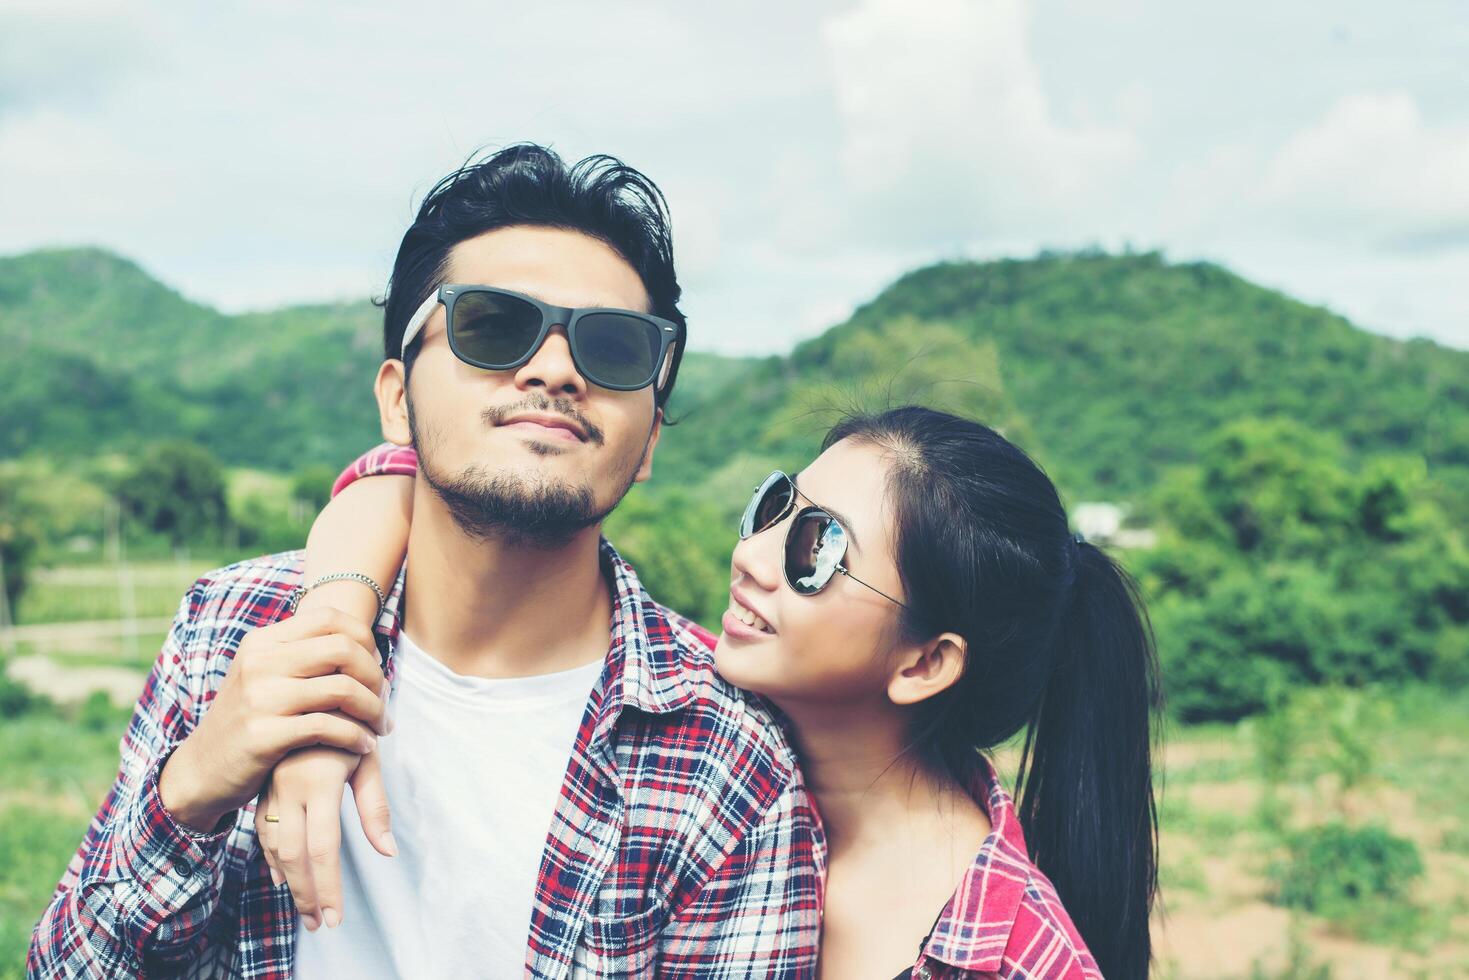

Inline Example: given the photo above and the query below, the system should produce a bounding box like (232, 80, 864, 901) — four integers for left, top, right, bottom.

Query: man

(29, 144, 823, 978)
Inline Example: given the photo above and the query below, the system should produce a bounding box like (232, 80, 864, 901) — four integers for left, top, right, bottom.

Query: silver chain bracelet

(286, 571, 388, 623)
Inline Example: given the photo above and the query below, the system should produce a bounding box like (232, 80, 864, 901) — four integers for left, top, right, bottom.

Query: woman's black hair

(380, 142, 686, 405)
(824, 405, 1161, 980)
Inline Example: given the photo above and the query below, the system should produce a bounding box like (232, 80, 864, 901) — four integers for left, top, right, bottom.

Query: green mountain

(654, 252, 1468, 505)
(4, 247, 1466, 508)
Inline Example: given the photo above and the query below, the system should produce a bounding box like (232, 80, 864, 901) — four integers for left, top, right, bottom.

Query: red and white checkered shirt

(898, 755, 1102, 979)
(29, 446, 825, 978)
(336, 447, 1103, 980)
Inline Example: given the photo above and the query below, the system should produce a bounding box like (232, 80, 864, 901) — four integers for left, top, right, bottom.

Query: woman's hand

(157, 609, 387, 834)
(256, 746, 394, 931)
(261, 463, 413, 929)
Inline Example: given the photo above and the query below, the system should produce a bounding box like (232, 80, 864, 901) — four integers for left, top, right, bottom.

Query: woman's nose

(731, 523, 782, 594)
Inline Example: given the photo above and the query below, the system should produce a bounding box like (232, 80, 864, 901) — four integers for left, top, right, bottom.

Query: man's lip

(729, 585, 775, 633)
(498, 413, 587, 442)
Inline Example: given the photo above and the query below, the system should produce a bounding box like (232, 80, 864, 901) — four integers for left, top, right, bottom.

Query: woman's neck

(781, 699, 985, 852)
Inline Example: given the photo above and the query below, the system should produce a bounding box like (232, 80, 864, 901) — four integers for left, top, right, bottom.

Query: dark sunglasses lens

(450, 292, 544, 367)
(740, 473, 794, 538)
(786, 512, 846, 595)
(575, 313, 663, 388)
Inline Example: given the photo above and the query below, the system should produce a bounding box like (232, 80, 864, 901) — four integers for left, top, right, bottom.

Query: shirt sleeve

(331, 443, 420, 498)
(656, 775, 824, 978)
(27, 586, 236, 979)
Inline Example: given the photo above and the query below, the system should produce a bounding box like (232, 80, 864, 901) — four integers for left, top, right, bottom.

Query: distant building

(1073, 502, 1157, 550)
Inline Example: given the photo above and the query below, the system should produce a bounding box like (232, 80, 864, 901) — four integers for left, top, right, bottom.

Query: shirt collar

(371, 536, 702, 721)
(919, 755, 1032, 973)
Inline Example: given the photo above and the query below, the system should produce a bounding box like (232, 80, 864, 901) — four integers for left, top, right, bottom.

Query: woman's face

(714, 438, 913, 707)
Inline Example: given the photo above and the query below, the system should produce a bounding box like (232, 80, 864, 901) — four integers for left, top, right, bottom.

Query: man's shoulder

(639, 598, 800, 797)
(176, 549, 305, 635)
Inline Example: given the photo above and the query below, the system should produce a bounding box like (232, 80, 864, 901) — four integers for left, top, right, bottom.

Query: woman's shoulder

(913, 760, 1102, 979)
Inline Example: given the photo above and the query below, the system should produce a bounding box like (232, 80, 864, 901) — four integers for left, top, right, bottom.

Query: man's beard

(407, 390, 646, 549)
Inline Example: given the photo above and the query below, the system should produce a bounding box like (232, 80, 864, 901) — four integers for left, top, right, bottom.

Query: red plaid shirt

(29, 446, 825, 977)
(899, 756, 1101, 980)
(338, 448, 1103, 980)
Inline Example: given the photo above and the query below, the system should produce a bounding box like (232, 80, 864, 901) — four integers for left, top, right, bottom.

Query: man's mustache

(482, 396, 605, 446)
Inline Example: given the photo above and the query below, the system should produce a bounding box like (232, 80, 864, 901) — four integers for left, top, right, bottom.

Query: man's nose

(513, 324, 586, 398)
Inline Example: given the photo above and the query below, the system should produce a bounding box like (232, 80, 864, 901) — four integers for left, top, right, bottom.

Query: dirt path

(5, 655, 146, 707)
(0, 618, 174, 646)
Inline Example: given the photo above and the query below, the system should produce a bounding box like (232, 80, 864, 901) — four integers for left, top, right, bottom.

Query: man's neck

(399, 481, 613, 679)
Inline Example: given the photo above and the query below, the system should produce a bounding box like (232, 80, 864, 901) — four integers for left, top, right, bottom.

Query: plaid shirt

(900, 756, 1101, 980)
(29, 444, 825, 978)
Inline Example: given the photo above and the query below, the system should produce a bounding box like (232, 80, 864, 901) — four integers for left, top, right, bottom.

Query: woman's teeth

(731, 600, 773, 634)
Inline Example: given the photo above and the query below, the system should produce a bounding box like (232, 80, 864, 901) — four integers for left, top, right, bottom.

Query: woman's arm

(296, 473, 414, 621)
(256, 446, 418, 932)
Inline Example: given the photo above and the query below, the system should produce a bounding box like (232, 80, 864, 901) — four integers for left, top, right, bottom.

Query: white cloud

(0, 1, 170, 117)
(1261, 91, 1469, 250)
(820, 0, 1136, 244)
(0, 0, 1466, 354)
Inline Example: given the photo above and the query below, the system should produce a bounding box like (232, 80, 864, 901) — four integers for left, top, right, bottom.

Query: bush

(290, 464, 337, 513)
(1141, 417, 1469, 722)
(0, 663, 50, 719)
(1272, 823, 1424, 926)
(76, 690, 128, 733)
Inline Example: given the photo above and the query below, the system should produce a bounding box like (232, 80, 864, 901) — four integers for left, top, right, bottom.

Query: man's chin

(420, 458, 604, 547)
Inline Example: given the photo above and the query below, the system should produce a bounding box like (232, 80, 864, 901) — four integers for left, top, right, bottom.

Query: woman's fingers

(276, 712, 378, 757)
(275, 606, 379, 654)
(349, 750, 397, 858)
(285, 673, 386, 728)
(274, 803, 320, 931)
(255, 783, 284, 888)
(282, 634, 385, 698)
(306, 787, 347, 928)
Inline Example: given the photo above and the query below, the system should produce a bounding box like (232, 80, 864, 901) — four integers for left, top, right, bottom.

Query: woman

(264, 406, 1161, 978)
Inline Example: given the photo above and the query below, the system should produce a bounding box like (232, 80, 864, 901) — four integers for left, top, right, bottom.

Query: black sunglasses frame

(414, 284, 685, 394)
(740, 470, 912, 610)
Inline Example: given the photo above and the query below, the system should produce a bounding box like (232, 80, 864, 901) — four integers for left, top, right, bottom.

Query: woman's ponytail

(1016, 540, 1161, 980)
(823, 407, 1163, 979)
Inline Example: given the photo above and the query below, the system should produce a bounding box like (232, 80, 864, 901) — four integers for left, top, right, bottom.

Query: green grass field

(4, 560, 1467, 976)
(12, 561, 232, 625)
(3, 685, 1466, 977)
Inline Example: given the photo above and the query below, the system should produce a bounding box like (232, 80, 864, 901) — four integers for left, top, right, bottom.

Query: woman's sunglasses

(400, 284, 684, 393)
(739, 470, 910, 608)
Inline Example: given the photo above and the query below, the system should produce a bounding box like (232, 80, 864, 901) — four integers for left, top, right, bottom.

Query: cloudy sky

(2, 0, 1465, 353)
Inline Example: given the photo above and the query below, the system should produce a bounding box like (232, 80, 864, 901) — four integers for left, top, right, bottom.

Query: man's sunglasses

(739, 470, 910, 609)
(400, 284, 683, 393)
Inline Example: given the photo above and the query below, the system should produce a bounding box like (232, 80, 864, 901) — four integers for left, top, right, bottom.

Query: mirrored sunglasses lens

(786, 513, 846, 595)
(740, 473, 793, 538)
(450, 292, 543, 367)
(575, 313, 663, 388)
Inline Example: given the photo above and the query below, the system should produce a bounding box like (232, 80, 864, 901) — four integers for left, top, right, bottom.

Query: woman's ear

(887, 632, 968, 706)
(375, 360, 412, 446)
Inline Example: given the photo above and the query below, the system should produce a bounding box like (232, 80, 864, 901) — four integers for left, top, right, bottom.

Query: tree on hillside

(290, 464, 338, 513)
(1136, 418, 1469, 722)
(114, 442, 228, 548)
(0, 470, 41, 611)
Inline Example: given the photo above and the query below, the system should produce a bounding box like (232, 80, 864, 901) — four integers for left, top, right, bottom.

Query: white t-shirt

(293, 629, 603, 979)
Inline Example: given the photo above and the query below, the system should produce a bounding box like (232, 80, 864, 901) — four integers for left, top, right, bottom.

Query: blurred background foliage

(3, 244, 1467, 974)
(4, 245, 1464, 724)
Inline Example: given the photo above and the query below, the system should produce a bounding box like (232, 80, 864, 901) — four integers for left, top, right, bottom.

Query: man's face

(378, 225, 663, 546)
